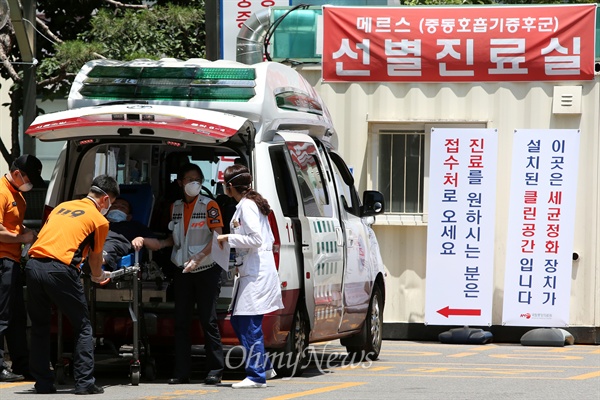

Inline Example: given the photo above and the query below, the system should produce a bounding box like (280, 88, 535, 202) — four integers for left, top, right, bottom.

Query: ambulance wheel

(343, 284, 383, 361)
(130, 365, 140, 386)
(273, 305, 309, 377)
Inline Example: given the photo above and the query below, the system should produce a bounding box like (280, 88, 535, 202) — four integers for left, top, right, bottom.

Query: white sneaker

(232, 377, 267, 389)
(265, 369, 277, 380)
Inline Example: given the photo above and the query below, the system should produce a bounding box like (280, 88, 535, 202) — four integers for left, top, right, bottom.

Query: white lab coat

(228, 197, 284, 316)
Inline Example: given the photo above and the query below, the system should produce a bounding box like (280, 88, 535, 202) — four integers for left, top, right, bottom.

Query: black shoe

(0, 369, 24, 382)
(168, 377, 190, 384)
(74, 384, 104, 395)
(12, 370, 34, 381)
(35, 385, 57, 394)
(204, 375, 221, 385)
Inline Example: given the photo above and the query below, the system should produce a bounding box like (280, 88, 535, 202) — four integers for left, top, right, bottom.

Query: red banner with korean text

(322, 5, 596, 82)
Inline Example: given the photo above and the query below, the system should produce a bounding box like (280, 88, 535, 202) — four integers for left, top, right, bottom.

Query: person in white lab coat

(217, 164, 283, 389)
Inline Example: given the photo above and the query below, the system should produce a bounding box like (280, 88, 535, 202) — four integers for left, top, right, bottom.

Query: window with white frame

(370, 122, 486, 224)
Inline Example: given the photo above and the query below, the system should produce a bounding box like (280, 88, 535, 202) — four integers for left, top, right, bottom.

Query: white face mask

(18, 182, 33, 192)
(89, 185, 111, 216)
(16, 171, 33, 192)
(100, 202, 110, 216)
(184, 181, 202, 197)
(106, 209, 127, 222)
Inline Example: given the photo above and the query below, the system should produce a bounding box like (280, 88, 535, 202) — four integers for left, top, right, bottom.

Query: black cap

(13, 154, 44, 188)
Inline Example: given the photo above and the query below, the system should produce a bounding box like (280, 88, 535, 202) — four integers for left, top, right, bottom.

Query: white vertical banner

(502, 129, 580, 327)
(220, 0, 291, 61)
(425, 128, 498, 326)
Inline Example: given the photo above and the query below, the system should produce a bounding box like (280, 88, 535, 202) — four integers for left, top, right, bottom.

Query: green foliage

(33, 2, 206, 100)
(80, 5, 206, 61)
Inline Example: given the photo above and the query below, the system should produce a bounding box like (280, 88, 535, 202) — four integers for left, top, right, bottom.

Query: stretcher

(55, 251, 155, 386)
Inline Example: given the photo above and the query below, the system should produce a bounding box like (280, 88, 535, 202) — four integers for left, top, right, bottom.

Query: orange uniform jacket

(0, 175, 27, 262)
(29, 198, 109, 269)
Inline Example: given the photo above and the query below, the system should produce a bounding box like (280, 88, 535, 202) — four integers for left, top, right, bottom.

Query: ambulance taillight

(267, 211, 280, 271)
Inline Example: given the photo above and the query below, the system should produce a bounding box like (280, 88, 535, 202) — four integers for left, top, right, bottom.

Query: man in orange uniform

(0, 155, 44, 382)
(25, 175, 119, 395)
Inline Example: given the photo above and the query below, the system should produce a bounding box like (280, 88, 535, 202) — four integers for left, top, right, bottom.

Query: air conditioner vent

(552, 86, 582, 115)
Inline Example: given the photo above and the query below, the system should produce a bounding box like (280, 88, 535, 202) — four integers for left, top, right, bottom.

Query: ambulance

(26, 58, 386, 376)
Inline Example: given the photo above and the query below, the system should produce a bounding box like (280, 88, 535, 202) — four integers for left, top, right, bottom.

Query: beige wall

(0, 78, 66, 180)
(299, 66, 600, 329)
(0, 79, 12, 176)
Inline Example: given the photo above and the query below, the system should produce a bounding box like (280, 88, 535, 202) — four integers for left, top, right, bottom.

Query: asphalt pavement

(1, 340, 598, 400)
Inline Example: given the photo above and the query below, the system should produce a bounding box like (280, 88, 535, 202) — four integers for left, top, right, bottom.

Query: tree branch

(36, 71, 76, 88)
(0, 36, 21, 82)
(36, 16, 63, 44)
(103, 0, 149, 9)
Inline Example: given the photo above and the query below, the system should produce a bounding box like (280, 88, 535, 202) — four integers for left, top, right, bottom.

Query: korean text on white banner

(425, 128, 498, 326)
(502, 130, 581, 327)
(220, 0, 291, 61)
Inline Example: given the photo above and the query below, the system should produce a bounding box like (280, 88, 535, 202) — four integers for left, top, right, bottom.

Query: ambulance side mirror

(361, 190, 385, 217)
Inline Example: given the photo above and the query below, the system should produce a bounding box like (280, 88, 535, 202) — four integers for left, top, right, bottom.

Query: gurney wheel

(130, 365, 140, 386)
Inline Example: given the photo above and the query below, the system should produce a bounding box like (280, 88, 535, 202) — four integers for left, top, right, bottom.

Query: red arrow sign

(437, 306, 481, 318)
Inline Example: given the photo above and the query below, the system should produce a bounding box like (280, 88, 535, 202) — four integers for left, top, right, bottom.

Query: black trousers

(25, 258, 95, 392)
(173, 265, 224, 379)
(0, 258, 29, 374)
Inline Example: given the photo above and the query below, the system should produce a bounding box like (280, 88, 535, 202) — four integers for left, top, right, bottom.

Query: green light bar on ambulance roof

(88, 66, 143, 79)
(195, 68, 255, 80)
(79, 65, 256, 102)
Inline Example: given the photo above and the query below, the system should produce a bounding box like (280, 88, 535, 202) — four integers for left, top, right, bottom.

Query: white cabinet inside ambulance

(25, 58, 386, 376)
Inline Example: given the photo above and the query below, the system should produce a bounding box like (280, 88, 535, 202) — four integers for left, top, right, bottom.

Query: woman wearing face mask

(162, 162, 225, 385)
(217, 164, 284, 389)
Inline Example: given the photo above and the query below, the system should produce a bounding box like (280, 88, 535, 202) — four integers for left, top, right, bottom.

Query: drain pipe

(236, 8, 271, 65)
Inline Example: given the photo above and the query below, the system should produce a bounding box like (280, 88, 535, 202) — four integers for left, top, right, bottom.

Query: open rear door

(26, 104, 250, 144)
(278, 132, 344, 335)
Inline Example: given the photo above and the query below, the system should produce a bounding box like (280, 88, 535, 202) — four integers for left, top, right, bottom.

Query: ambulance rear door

(26, 103, 250, 144)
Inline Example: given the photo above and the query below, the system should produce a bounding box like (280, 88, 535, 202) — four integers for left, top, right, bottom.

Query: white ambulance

(26, 58, 386, 375)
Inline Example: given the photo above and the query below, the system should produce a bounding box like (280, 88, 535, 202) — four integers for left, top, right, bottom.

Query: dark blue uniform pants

(173, 265, 224, 379)
(0, 258, 29, 375)
(25, 258, 95, 392)
(230, 314, 269, 384)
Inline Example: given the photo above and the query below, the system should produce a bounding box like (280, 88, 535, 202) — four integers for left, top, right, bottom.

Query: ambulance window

(329, 152, 361, 217)
(286, 141, 332, 218)
(269, 145, 298, 217)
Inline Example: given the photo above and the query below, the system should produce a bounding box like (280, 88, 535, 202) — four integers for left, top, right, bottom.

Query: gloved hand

(91, 270, 111, 285)
(182, 252, 206, 273)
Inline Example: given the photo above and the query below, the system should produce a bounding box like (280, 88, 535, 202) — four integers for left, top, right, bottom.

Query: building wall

(0, 79, 12, 176)
(299, 66, 600, 331)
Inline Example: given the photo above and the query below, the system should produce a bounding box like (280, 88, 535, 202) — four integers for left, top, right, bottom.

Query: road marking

(567, 370, 600, 380)
(448, 346, 495, 358)
(379, 350, 441, 356)
(331, 372, 599, 380)
(490, 354, 582, 361)
(140, 389, 219, 399)
(0, 381, 32, 389)
(338, 365, 392, 372)
(407, 366, 560, 375)
(263, 382, 366, 400)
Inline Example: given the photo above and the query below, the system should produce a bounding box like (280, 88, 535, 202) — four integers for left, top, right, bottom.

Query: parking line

(0, 381, 32, 389)
(263, 382, 366, 400)
(567, 370, 600, 380)
(448, 346, 495, 358)
(338, 365, 392, 372)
